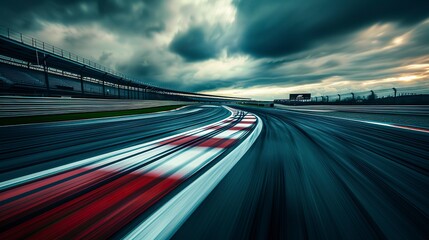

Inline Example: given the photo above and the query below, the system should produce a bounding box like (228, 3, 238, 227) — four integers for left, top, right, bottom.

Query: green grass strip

(0, 105, 186, 126)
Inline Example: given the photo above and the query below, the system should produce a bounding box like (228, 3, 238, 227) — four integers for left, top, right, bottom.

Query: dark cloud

(185, 80, 233, 92)
(186, 72, 336, 92)
(169, 26, 220, 62)
(233, 0, 429, 57)
(1, 0, 429, 97)
(260, 57, 302, 69)
(0, 0, 94, 30)
(96, 0, 167, 37)
(352, 22, 429, 65)
(322, 60, 341, 69)
(0, 0, 169, 36)
(191, 21, 429, 92)
(62, 31, 94, 48)
(99, 51, 113, 63)
(116, 61, 166, 89)
(116, 58, 161, 78)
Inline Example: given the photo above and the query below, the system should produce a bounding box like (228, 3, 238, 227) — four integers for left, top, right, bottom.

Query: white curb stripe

(123, 113, 262, 240)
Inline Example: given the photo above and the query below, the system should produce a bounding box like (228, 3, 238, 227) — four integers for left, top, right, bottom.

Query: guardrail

(275, 85, 429, 105)
(0, 26, 162, 88)
(0, 26, 249, 102)
(312, 85, 429, 103)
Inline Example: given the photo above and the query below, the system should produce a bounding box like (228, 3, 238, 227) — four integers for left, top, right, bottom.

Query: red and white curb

(124, 107, 262, 239)
(0, 106, 262, 239)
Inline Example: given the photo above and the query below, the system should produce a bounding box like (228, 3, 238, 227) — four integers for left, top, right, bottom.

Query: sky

(1, 0, 429, 100)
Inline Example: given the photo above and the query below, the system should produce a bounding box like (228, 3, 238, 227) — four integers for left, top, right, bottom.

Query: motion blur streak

(124, 112, 262, 239)
(0, 105, 261, 239)
(1, 104, 428, 239)
(379, 123, 429, 134)
(285, 109, 429, 134)
(173, 106, 429, 240)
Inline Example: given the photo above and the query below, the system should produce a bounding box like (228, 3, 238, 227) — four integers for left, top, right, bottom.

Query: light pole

(392, 87, 397, 104)
(338, 94, 341, 102)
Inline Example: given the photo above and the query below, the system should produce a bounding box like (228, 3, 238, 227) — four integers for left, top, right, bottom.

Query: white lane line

(150, 147, 223, 177)
(287, 109, 335, 113)
(235, 123, 254, 128)
(0, 107, 234, 190)
(210, 130, 248, 139)
(361, 121, 429, 134)
(90, 145, 173, 171)
(281, 109, 429, 134)
(192, 129, 248, 139)
(0, 105, 198, 128)
(123, 112, 262, 240)
(199, 105, 218, 107)
(0, 144, 150, 190)
(191, 129, 220, 137)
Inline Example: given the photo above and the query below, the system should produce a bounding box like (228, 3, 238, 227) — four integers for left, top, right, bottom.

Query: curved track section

(1, 105, 428, 239)
(174, 106, 429, 240)
(0, 105, 262, 239)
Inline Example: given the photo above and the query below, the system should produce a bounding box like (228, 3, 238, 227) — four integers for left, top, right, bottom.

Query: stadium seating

(48, 74, 81, 91)
(83, 81, 103, 94)
(0, 63, 45, 87)
(0, 62, 191, 101)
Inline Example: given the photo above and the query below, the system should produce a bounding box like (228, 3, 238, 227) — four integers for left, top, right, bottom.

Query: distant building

(289, 93, 311, 101)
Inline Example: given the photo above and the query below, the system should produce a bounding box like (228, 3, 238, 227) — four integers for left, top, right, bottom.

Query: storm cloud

(0, 0, 169, 36)
(1, 0, 429, 99)
(170, 26, 220, 62)
(233, 0, 429, 57)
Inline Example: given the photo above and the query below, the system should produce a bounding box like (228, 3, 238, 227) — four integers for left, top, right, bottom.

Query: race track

(0, 105, 428, 239)
(175, 106, 429, 239)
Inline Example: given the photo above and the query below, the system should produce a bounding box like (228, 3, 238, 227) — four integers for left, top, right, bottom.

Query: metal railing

(0, 26, 157, 89)
(275, 84, 429, 105)
(311, 84, 429, 103)
(0, 26, 250, 101)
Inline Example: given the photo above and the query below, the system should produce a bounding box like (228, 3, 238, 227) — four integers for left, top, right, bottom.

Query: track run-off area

(0, 105, 428, 239)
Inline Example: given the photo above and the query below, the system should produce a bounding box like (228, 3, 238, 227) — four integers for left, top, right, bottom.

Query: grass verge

(0, 105, 186, 126)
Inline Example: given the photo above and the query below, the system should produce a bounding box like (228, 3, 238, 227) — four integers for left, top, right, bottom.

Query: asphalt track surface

(0, 96, 193, 117)
(275, 104, 429, 115)
(0, 105, 428, 239)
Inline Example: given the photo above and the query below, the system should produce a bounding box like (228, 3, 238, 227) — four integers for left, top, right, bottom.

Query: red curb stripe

(160, 136, 237, 148)
(0, 168, 88, 202)
(0, 108, 257, 239)
(0, 171, 142, 239)
(205, 125, 251, 131)
(0, 168, 117, 223)
(1, 170, 183, 239)
(199, 138, 237, 148)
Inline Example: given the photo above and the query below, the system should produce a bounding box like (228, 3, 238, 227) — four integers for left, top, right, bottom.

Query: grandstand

(0, 63, 45, 88)
(0, 27, 249, 102)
